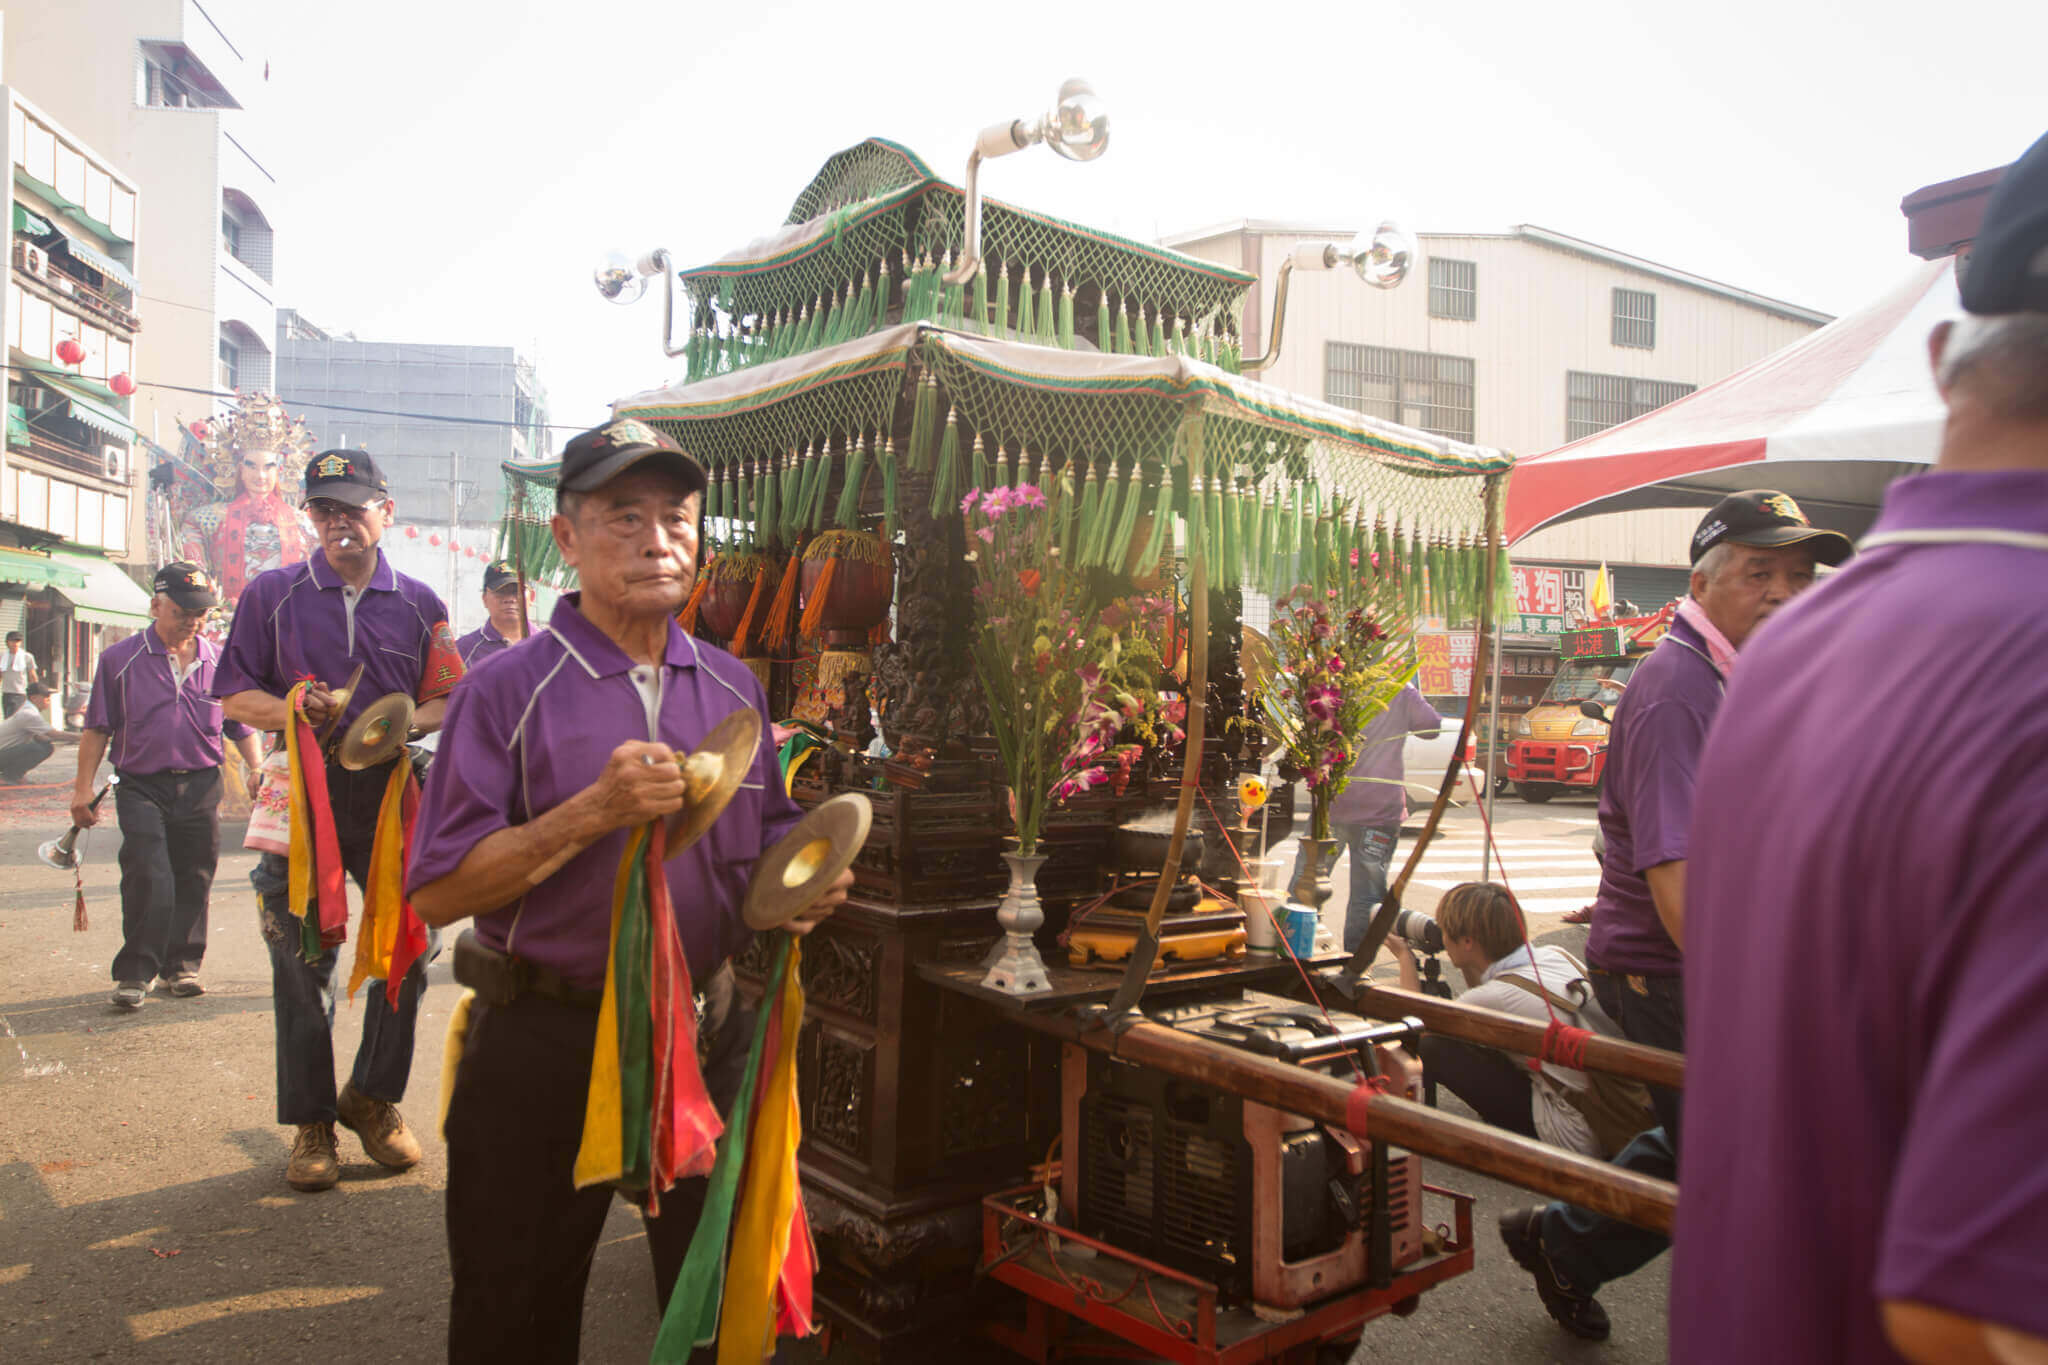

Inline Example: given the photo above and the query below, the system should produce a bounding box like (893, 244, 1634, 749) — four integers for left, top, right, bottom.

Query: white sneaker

(111, 982, 147, 1010)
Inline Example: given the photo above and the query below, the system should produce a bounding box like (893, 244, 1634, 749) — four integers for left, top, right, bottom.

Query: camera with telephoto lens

(1391, 907, 1443, 954)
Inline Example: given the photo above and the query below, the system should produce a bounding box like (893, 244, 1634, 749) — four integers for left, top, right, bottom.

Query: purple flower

(1303, 682, 1340, 723)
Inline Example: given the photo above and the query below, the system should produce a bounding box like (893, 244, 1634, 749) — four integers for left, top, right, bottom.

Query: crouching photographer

(1386, 883, 1652, 1158)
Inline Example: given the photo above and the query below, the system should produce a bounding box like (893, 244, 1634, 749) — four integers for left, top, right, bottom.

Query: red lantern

(405, 526, 419, 539)
(429, 534, 442, 547)
(55, 337, 85, 366)
(109, 372, 136, 397)
(188, 420, 209, 440)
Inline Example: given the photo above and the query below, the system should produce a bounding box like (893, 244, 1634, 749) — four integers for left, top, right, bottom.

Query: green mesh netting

(675, 140, 1257, 388)
(550, 328, 1512, 622)
(784, 138, 935, 224)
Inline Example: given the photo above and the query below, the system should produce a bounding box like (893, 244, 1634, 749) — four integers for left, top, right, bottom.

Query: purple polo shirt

(406, 594, 805, 988)
(83, 627, 252, 773)
(211, 548, 463, 728)
(1673, 471, 2048, 1362)
(1328, 684, 1443, 827)
(455, 620, 514, 667)
(1586, 612, 1722, 975)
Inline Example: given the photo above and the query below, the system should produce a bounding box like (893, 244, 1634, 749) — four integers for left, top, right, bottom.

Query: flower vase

(1284, 837, 1342, 959)
(982, 850, 1053, 995)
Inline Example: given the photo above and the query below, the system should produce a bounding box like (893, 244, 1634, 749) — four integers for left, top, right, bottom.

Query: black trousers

(110, 767, 222, 985)
(1590, 968, 1684, 1142)
(1420, 1034, 1538, 1139)
(445, 961, 755, 1364)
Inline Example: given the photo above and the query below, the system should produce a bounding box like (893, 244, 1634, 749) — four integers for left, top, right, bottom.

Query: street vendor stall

(509, 117, 1680, 1363)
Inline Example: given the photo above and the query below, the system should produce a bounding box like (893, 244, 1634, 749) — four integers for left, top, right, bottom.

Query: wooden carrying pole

(1050, 1009, 1676, 1234)
(1345, 982, 1686, 1091)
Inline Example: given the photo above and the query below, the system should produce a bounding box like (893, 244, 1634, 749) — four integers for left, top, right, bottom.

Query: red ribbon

(293, 701, 349, 948)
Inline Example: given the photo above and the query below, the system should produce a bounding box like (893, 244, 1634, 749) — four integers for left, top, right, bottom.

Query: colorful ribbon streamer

(654, 934, 816, 1362)
(574, 823, 723, 1208)
(283, 681, 348, 962)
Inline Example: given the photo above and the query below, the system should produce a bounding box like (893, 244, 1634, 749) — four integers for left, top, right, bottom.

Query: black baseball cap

(556, 419, 705, 506)
(153, 561, 220, 611)
(303, 449, 390, 507)
(1691, 490, 1854, 567)
(481, 560, 519, 592)
(1960, 129, 2048, 317)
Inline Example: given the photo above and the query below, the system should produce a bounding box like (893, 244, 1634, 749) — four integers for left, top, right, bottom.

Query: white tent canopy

(1505, 259, 1955, 543)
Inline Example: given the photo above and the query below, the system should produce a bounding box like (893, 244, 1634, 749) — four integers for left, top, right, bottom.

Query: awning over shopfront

(39, 373, 136, 440)
(47, 223, 137, 292)
(0, 545, 87, 590)
(49, 548, 150, 627)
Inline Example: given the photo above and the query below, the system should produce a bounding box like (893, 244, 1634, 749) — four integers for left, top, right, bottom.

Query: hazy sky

(243, 0, 2045, 446)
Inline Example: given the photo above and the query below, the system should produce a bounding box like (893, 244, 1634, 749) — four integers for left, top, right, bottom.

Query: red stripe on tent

(1507, 437, 1765, 543)
(1505, 261, 1950, 542)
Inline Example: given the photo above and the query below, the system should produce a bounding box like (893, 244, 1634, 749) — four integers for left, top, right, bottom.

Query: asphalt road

(0, 778, 1668, 1363)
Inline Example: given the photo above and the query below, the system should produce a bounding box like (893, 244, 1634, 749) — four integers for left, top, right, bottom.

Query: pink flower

(1017, 484, 1048, 509)
(1161, 697, 1187, 725)
(1303, 682, 1340, 723)
(975, 526, 995, 543)
(1326, 656, 1345, 674)
(960, 488, 982, 515)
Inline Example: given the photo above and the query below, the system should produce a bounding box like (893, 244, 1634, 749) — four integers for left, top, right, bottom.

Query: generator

(1060, 992, 1427, 1312)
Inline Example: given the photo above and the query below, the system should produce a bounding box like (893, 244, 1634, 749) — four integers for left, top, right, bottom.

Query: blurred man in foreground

(1674, 129, 2048, 1364)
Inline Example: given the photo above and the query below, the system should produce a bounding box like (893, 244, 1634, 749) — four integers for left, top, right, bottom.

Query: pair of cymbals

(523, 708, 763, 886)
(742, 793, 872, 931)
(338, 692, 418, 770)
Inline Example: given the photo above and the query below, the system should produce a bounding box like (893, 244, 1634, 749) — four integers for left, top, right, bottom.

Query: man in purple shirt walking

(1294, 683, 1442, 950)
(454, 559, 528, 667)
(215, 450, 465, 1193)
(1675, 130, 2048, 1365)
(71, 563, 262, 1009)
(408, 420, 853, 1360)
(1499, 488, 1848, 1341)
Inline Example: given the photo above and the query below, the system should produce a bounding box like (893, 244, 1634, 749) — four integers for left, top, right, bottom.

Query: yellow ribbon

(716, 940, 806, 1364)
(572, 836, 635, 1191)
(346, 758, 414, 1001)
(284, 682, 315, 925)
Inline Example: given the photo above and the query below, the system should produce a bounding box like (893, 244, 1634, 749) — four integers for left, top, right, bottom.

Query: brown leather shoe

(287, 1122, 339, 1192)
(337, 1083, 422, 1170)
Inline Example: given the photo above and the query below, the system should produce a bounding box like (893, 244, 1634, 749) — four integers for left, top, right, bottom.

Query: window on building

(1429, 258, 1477, 321)
(219, 335, 239, 391)
(137, 43, 238, 110)
(1327, 342, 1476, 443)
(219, 190, 274, 281)
(1565, 371, 1696, 441)
(1612, 288, 1657, 349)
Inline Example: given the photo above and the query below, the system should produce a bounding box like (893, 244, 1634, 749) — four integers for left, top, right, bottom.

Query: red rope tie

(1344, 1073, 1396, 1140)
(1532, 1018, 1592, 1072)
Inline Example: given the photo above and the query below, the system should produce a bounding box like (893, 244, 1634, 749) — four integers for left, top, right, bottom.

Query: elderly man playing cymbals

(408, 419, 852, 1363)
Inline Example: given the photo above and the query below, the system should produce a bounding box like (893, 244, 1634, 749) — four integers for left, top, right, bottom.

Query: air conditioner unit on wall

(103, 444, 127, 481)
(13, 240, 47, 279)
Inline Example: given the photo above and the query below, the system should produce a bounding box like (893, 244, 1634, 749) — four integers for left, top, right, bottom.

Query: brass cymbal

(317, 663, 367, 748)
(338, 692, 417, 771)
(664, 708, 763, 854)
(742, 793, 872, 931)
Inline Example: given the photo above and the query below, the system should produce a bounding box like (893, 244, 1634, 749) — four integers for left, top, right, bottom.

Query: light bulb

(593, 248, 647, 305)
(1044, 78, 1109, 163)
(1349, 220, 1415, 290)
